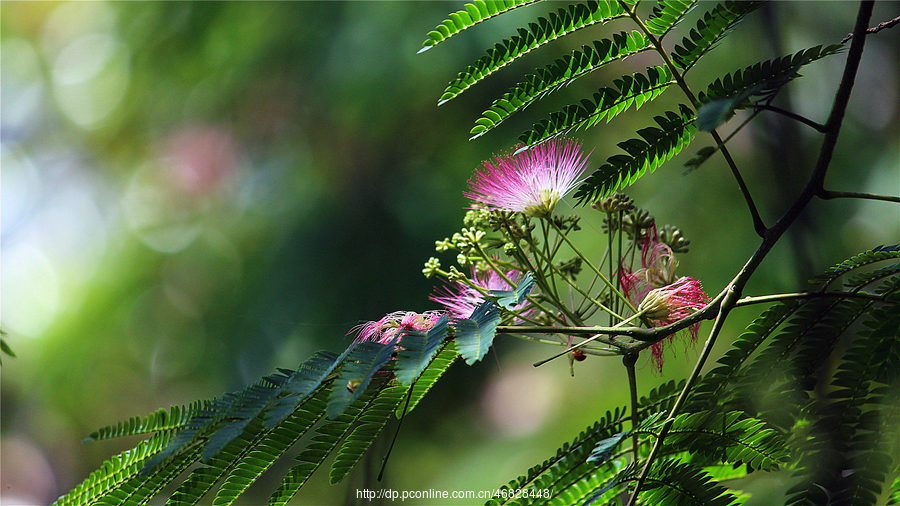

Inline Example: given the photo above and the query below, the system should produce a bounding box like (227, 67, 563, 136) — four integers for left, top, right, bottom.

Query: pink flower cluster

(620, 228, 709, 372)
(350, 310, 444, 345)
(465, 138, 591, 217)
(430, 268, 526, 319)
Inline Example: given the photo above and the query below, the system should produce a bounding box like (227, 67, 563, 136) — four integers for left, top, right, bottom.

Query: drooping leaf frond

(638, 379, 686, 419)
(454, 301, 502, 364)
(85, 402, 201, 442)
(330, 383, 408, 484)
(587, 411, 669, 465)
(264, 349, 346, 429)
(267, 372, 393, 505)
(487, 408, 628, 506)
(785, 288, 900, 506)
(326, 337, 398, 419)
(401, 342, 459, 416)
(696, 44, 845, 131)
(518, 66, 675, 147)
(395, 314, 451, 386)
(671, 1, 765, 71)
(644, 0, 698, 37)
(470, 31, 653, 139)
(419, 0, 541, 53)
(664, 411, 789, 472)
(808, 244, 900, 290)
(52, 432, 174, 506)
(636, 458, 742, 506)
(685, 301, 799, 414)
(574, 104, 696, 204)
(487, 271, 535, 309)
(438, 0, 628, 105)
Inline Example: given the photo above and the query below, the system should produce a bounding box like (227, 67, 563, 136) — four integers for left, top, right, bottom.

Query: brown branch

(841, 14, 900, 43)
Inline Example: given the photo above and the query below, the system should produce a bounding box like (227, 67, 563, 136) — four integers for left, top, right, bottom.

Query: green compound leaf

(470, 31, 652, 139)
(85, 403, 200, 442)
(330, 384, 408, 484)
(51, 432, 176, 506)
(665, 411, 790, 472)
(454, 301, 501, 365)
(264, 349, 347, 429)
(488, 408, 628, 506)
(419, 0, 540, 53)
(574, 104, 696, 204)
(326, 337, 398, 419)
(518, 66, 675, 147)
(438, 0, 627, 105)
(268, 372, 393, 505)
(486, 271, 535, 309)
(395, 314, 451, 386)
(697, 44, 845, 131)
(808, 244, 900, 290)
(671, 1, 765, 71)
(644, 0, 698, 37)
(638, 458, 743, 506)
(399, 342, 459, 417)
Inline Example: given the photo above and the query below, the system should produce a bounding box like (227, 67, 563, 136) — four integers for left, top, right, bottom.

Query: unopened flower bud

(592, 192, 635, 213)
(422, 257, 441, 278)
(659, 224, 690, 253)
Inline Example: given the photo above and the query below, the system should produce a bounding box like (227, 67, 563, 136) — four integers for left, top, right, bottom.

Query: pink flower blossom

(465, 138, 591, 217)
(430, 268, 525, 319)
(350, 310, 444, 345)
(620, 232, 709, 372)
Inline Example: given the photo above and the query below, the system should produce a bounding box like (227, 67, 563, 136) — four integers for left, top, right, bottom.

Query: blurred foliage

(1, 2, 897, 505)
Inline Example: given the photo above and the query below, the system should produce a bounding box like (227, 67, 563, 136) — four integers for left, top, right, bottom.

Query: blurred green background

(1, 2, 897, 505)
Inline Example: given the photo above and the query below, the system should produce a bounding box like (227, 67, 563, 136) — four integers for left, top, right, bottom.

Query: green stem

(624, 353, 640, 466)
(735, 290, 886, 307)
(817, 189, 900, 204)
(548, 218, 640, 316)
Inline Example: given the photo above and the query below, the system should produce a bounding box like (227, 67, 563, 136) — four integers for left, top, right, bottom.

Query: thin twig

(817, 189, 900, 204)
(753, 104, 828, 132)
(841, 14, 900, 43)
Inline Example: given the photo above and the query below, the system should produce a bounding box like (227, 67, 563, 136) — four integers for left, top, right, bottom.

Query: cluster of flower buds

(592, 192, 635, 213)
(658, 224, 691, 253)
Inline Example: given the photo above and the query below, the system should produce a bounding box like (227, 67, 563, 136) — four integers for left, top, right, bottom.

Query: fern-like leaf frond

(419, 0, 541, 53)
(395, 314, 451, 386)
(574, 104, 696, 204)
(807, 244, 900, 290)
(488, 408, 628, 505)
(637, 458, 742, 506)
(696, 44, 844, 131)
(267, 372, 393, 506)
(454, 301, 502, 364)
(671, 1, 765, 71)
(330, 384, 408, 484)
(438, 0, 627, 104)
(327, 337, 398, 419)
(470, 31, 653, 139)
(86, 403, 201, 442)
(644, 0, 697, 37)
(665, 411, 789, 472)
(400, 342, 459, 416)
(52, 432, 174, 506)
(518, 65, 675, 146)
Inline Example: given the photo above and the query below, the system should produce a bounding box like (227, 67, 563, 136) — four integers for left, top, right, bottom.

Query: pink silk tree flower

(350, 310, 444, 345)
(465, 138, 591, 217)
(637, 276, 710, 372)
(430, 268, 525, 319)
